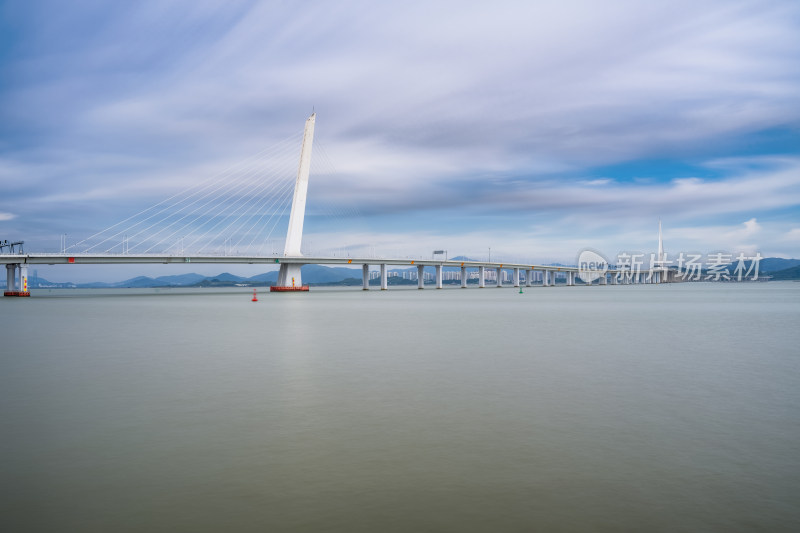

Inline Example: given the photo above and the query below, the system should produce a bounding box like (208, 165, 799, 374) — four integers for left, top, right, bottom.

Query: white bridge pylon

(275, 112, 315, 290)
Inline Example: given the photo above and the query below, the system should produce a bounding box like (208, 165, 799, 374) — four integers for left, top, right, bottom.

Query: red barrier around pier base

(269, 286, 309, 292)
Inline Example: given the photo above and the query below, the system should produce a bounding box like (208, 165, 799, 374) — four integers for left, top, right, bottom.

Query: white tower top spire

(283, 112, 315, 256)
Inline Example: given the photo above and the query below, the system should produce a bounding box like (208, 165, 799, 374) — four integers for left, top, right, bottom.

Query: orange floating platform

(4, 291, 31, 297)
(269, 285, 309, 292)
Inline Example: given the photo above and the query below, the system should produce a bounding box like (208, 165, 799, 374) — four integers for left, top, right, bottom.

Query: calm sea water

(1, 282, 799, 532)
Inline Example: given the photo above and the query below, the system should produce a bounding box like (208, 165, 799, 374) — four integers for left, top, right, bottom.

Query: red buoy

(252, 289, 258, 302)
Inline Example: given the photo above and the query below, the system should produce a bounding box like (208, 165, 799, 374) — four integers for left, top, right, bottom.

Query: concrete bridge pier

(600, 274, 607, 285)
(526, 270, 532, 287)
(496, 267, 502, 288)
(513, 268, 520, 287)
(417, 264, 424, 289)
(435, 265, 443, 289)
(611, 274, 618, 285)
(478, 266, 485, 288)
(461, 267, 467, 288)
(3, 263, 29, 297)
(362, 264, 369, 290)
(566, 271, 574, 286)
(380, 264, 388, 290)
(6, 263, 16, 292)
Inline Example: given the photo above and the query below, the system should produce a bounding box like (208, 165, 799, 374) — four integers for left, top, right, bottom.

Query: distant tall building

(656, 219, 668, 283)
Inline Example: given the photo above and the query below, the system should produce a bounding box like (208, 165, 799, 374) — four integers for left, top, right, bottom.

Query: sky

(1, 0, 799, 281)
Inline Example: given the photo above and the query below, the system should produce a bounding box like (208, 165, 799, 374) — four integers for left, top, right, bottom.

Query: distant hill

(115, 276, 168, 288)
(299, 264, 362, 283)
(211, 272, 248, 282)
(767, 265, 800, 280)
(247, 272, 278, 283)
(153, 273, 207, 285)
(760, 258, 800, 272)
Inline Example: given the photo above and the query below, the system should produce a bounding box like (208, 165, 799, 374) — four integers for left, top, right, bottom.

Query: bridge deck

(0, 253, 624, 273)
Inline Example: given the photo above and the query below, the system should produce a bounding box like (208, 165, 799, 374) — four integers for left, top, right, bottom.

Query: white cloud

(580, 179, 612, 186)
(0, 212, 17, 221)
(784, 228, 800, 241)
(1, 0, 799, 262)
(742, 218, 761, 236)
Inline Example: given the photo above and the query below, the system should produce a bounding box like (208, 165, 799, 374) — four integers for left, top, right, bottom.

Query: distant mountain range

(758, 257, 800, 272)
(769, 264, 800, 280)
(7, 264, 410, 289)
(4, 257, 799, 289)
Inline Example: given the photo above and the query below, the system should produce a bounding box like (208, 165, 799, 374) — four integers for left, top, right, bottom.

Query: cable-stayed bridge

(2, 113, 668, 297)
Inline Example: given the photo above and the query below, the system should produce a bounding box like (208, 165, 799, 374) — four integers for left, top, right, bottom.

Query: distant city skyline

(2, 0, 799, 282)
